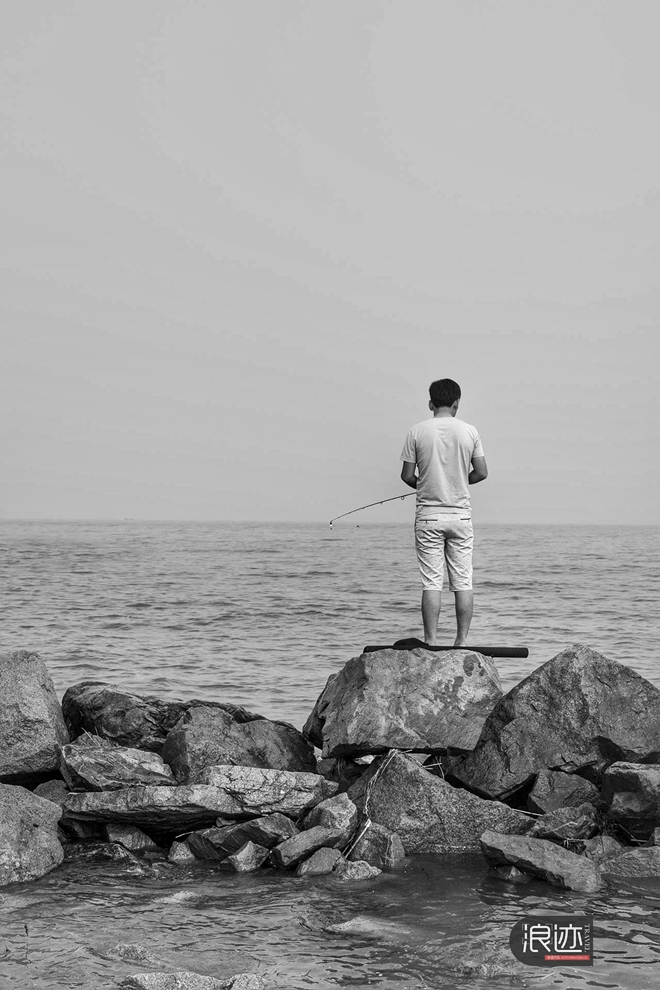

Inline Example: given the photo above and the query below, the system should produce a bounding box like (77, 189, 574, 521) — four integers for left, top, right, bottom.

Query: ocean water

(1, 520, 660, 989)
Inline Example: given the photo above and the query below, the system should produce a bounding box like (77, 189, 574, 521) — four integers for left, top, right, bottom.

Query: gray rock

(225, 841, 270, 872)
(445, 644, 660, 801)
(600, 762, 660, 841)
(0, 650, 69, 785)
(295, 847, 343, 876)
(63, 841, 142, 866)
(527, 769, 599, 814)
(198, 766, 337, 817)
(334, 859, 382, 881)
(526, 803, 599, 843)
(168, 840, 196, 864)
(303, 792, 358, 845)
(61, 734, 176, 791)
(645, 828, 660, 846)
(488, 865, 532, 884)
(304, 648, 502, 757)
(347, 751, 533, 853)
(163, 706, 316, 781)
(62, 681, 271, 753)
(113, 943, 162, 965)
(119, 974, 228, 990)
(347, 822, 405, 867)
(103, 824, 160, 853)
(0, 782, 64, 885)
(271, 826, 345, 868)
(34, 779, 70, 803)
(188, 814, 298, 860)
(581, 834, 626, 864)
(601, 847, 660, 877)
(480, 829, 603, 893)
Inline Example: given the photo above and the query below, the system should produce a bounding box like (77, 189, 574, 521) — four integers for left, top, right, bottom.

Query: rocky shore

(3, 642, 660, 986)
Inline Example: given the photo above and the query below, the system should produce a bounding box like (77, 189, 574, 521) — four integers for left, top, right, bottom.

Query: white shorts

(414, 513, 474, 592)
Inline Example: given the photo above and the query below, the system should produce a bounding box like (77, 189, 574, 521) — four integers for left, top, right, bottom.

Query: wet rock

(163, 707, 316, 781)
(601, 847, 660, 877)
(326, 915, 409, 938)
(119, 974, 228, 990)
(64, 769, 336, 837)
(225, 841, 270, 872)
(348, 751, 533, 853)
(103, 824, 160, 853)
(440, 941, 529, 978)
(527, 769, 599, 814)
(445, 644, 660, 801)
(113, 943, 162, 965)
(0, 650, 69, 786)
(63, 841, 142, 865)
(526, 803, 599, 843)
(600, 762, 660, 841)
(489, 865, 532, 884)
(295, 847, 343, 876)
(303, 793, 357, 845)
(304, 647, 502, 757)
(188, 814, 298, 860)
(317, 757, 370, 793)
(62, 682, 271, 753)
(347, 823, 405, 868)
(581, 834, 626, 864)
(334, 859, 382, 881)
(480, 829, 603, 893)
(168, 840, 196, 864)
(61, 733, 176, 791)
(0, 782, 64, 885)
(271, 826, 345, 868)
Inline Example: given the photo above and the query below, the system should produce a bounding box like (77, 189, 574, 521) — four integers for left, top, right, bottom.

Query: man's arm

(469, 455, 488, 485)
(401, 460, 417, 489)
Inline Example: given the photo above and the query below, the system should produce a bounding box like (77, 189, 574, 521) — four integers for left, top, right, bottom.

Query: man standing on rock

(400, 379, 488, 647)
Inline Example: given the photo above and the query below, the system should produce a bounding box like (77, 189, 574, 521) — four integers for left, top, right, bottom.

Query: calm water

(1, 520, 660, 989)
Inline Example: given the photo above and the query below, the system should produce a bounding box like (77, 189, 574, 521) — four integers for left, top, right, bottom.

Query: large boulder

(600, 847, 660, 878)
(600, 762, 660, 841)
(162, 707, 315, 781)
(304, 648, 502, 758)
(61, 682, 273, 753)
(0, 650, 69, 785)
(347, 751, 533, 853)
(0, 782, 64, 885)
(61, 734, 176, 790)
(445, 644, 660, 801)
(480, 829, 603, 893)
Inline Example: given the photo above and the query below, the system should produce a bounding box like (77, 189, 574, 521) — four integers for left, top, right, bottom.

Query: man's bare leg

(421, 590, 442, 645)
(454, 590, 473, 647)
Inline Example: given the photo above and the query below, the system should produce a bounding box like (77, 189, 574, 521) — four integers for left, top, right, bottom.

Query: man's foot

(453, 639, 468, 648)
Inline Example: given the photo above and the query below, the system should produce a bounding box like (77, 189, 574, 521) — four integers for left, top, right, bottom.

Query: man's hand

(469, 456, 488, 485)
(401, 461, 418, 489)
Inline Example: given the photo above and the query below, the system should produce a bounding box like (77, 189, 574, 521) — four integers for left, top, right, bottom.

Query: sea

(1, 520, 659, 989)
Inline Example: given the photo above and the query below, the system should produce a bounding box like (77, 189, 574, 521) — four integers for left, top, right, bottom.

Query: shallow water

(1, 521, 660, 988)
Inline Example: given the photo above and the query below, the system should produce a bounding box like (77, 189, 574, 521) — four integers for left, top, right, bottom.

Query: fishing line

(329, 492, 414, 526)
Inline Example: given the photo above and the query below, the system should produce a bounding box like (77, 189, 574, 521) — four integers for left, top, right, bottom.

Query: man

(400, 379, 488, 647)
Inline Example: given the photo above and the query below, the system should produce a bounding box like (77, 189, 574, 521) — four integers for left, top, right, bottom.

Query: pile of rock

(4, 642, 660, 894)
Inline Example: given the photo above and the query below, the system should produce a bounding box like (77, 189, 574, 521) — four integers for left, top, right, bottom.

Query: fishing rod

(330, 492, 415, 526)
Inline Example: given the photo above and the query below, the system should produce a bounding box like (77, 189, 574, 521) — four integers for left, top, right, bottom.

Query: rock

(64, 770, 336, 837)
(304, 648, 502, 758)
(225, 841, 270, 872)
(347, 751, 533, 853)
(103, 824, 160, 853)
(0, 650, 69, 786)
(34, 779, 70, 803)
(527, 769, 599, 814)
(62, 681, 272, 753)
(581, 834, 626, 864)
(63, 841, 142, 865)
(317, 757, 369, 793)
(168, 840, 196, 864)
(188, 814, 298, 860)
(480, 829, 603, 893)
(646, 828, 660, 846)
(445, 644, 660, 801)
(119, 974, 228, 990)
(334, 859, 382, 881)
(346, 823, 405, 868)
(303, 793, 358, 845)
(294, 847, 343, 876)
(0, 783, 64, 885)
(600, 762, 660, 841)
(439, 941, 529, 978)
(600, 847, 660, 877)
(113, 943, 162, 965)
(526, 803, 599, 843)
(61, 733, 176, 791)
(163, 707, 315, 781)
(488, 865, 532, 884)
(271, 826, 345, 868)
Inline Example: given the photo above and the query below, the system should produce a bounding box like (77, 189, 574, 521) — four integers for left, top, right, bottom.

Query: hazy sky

(3, 1, 658, 524)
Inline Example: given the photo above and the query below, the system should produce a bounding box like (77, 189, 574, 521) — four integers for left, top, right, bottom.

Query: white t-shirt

(400, 416, 485, 516)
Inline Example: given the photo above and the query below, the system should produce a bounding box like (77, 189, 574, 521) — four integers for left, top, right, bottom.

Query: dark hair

(429, 379, 461, 408)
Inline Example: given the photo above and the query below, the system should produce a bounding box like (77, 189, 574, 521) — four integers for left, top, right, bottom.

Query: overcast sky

(2, 1, 658, 524)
